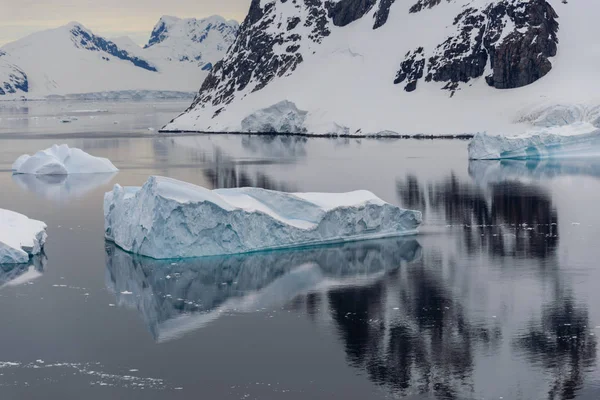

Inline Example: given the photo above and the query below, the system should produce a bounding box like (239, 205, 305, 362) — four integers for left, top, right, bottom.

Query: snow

(468, 128, 600, 160)
(163, 0, 600, 137)
(104, 176, 422, 259)
(0, 16, 238, 99)
(12, 144, 119, 175)
(0, 209, 47, 264)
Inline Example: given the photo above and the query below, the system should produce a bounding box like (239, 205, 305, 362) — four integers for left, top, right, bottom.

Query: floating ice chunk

(241, 100, 308, 134)
(468, 129, 600, 160)
(12, 144, 119, 175)
(0, 209, 47, 264)
(104, 176, 422, 259)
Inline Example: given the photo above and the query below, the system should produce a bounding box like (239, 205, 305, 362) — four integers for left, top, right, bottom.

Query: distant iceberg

(468, 129, 600, 160)
(104, 176, 422, 259)
(105, 238, 421, 341)
(0, 209, 47, 264)
(12, 144, 119, 175)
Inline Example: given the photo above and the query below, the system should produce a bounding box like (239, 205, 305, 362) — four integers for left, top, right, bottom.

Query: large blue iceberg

(104, 176, 422, 259)
(468, 130, 600, 160)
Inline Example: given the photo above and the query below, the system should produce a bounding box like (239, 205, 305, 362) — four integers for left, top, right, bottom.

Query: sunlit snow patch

(104, 176, 422, 259)
(0, 209, 47, 264)
(12, 144, 119, 175)
(469, 127, 600, 160)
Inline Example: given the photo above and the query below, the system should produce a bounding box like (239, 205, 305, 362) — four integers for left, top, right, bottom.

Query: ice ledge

(104, 176, 422, 259)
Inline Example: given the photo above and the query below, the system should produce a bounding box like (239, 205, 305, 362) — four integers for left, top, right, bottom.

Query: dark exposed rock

(394, 47, 425, 92)
(487, 1, 558, 89)
(70, 25, 157, 72)
(398, 0, 559, 93)
(0, 61, 28, 96)
(409, 0, 450, 13)
(189, 0, 332, 110)
(326, 0, 377, 27)
(373, 0, 396, 29)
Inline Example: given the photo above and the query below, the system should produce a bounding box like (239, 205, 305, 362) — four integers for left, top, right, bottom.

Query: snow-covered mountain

(164, 0, 600, 137)
(0, 16, 239, 99)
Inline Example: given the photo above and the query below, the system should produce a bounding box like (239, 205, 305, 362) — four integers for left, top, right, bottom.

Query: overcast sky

(0, 0, 250, 46)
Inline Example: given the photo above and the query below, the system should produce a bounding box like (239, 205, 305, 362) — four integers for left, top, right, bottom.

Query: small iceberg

(12, 144, 119, 175)
(104, 176, 422, 259)
(468, 128, 600, 160)
(0, 209, 47, 264)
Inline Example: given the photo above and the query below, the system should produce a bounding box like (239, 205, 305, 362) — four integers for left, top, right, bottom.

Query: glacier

(468, 129, 600, 160)
(0, 209, 47, 264)
(105, 238, 421, 341)
(12, 144, 119, 175)
(104, 176, 422, 259)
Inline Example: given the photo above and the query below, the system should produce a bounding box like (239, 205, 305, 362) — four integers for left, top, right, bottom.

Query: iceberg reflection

(0, 256, 46, 289)
(12, 173, 117, 203)
(469, 158, 600, 186)
(105, 238, 421, 342)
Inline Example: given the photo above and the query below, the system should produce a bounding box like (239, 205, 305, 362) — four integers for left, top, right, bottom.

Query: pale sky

(0, 0, 250, 46)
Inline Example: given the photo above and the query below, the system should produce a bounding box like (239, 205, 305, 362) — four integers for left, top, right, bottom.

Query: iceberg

(12, 144, 119, 175)
(468, 129, 600, 160)
(240, 100, 308, 134)
(0, 209, 47, 264)
(104, 176, 422, 259)
(105, 238, 421, 341)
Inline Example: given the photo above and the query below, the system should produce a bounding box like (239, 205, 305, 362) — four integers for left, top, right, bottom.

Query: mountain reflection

(514, 294, 597, 400)
(397, 173, 559, 260)
(105, 238, 421, 342)
(324, 252, 502, 399)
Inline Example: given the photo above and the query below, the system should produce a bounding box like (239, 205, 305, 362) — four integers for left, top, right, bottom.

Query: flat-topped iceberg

(104, 176, 422, 259)
(469, 129, 600, 160)
(12, 144, 119, 175)
(0, 209, 47, 264)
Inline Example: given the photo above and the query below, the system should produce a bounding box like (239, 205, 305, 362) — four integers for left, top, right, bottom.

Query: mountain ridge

(0, 16, 239, 98)
(165, 0, 600, 137)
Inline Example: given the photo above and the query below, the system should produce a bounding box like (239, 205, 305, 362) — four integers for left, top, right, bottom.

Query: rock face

(241, 101, 308, 133)
(397, 0, 559, 93)
(189, 0, 331, 113)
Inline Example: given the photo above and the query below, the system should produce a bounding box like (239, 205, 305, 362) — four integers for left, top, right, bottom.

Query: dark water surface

(0, 101, 599, 399)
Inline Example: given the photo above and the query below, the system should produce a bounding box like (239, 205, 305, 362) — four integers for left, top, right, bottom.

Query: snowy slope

(0, 17, 238, 99)
(164, 0, 600, 137)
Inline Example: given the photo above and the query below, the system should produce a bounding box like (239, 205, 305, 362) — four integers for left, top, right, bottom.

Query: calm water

(0, 101, 599, 399)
